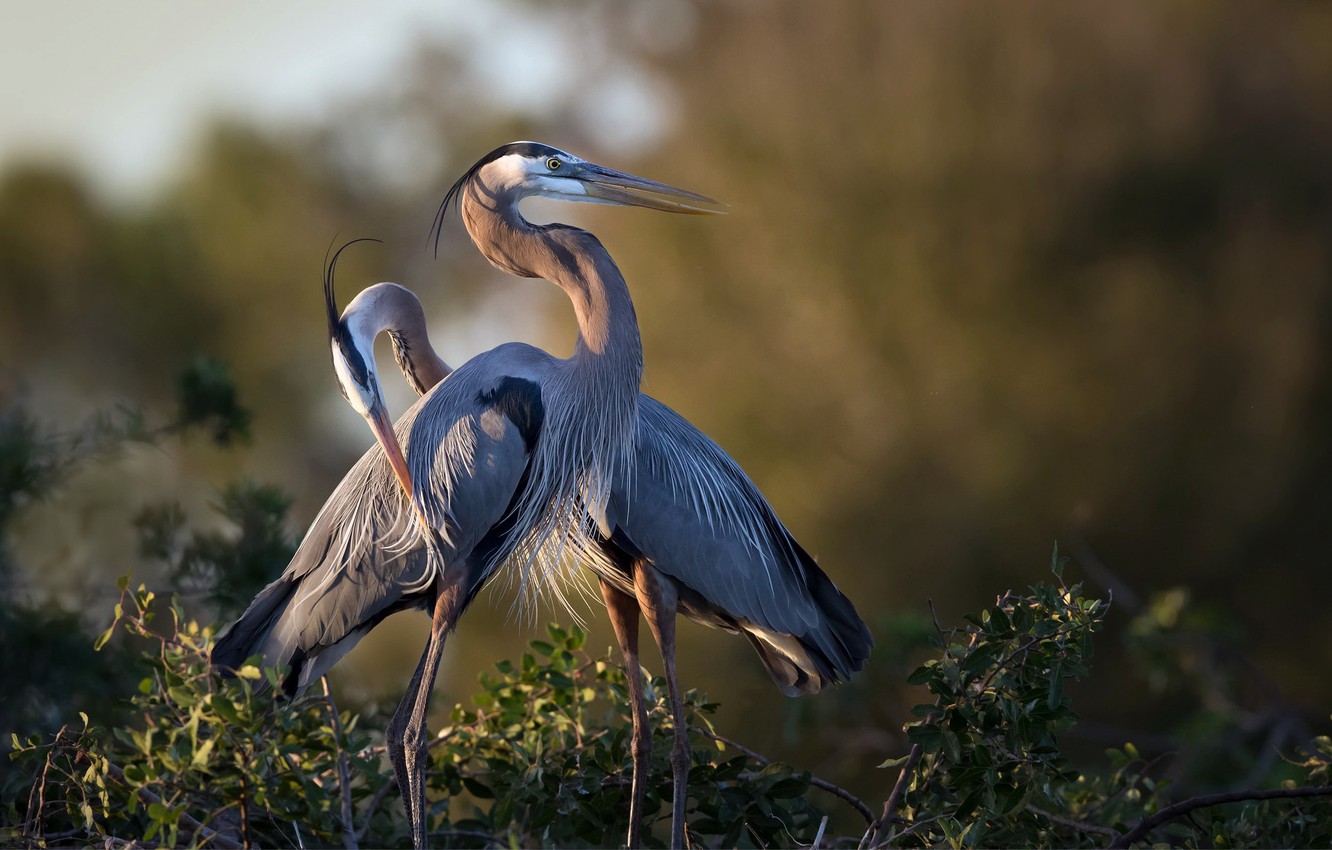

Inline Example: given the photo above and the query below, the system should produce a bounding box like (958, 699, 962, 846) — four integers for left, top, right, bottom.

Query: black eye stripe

(335, 329, 371, 387)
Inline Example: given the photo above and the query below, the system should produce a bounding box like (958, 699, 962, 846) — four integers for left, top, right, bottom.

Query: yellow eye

(546, 157, 562, 171)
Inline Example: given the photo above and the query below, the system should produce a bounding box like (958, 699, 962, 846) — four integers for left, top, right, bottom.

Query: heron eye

(546, 157, 562, 171)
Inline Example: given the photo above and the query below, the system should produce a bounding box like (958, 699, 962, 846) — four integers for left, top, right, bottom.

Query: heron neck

(457, 174, 641, 602)
(389, 330, 451, 396)
(461, 186, 644, 389)
(352, 284, 453, 395)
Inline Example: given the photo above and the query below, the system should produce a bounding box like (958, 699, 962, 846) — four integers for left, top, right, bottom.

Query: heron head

(437, 141, 726, 225)
(324, 244, 430, 529)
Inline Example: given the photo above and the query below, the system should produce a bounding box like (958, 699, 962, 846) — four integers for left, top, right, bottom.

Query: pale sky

(0, 1, 677, 202)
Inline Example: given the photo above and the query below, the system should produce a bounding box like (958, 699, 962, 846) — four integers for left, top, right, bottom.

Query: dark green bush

(5, 370, 1332, 848)
(8, 583, 827, 849)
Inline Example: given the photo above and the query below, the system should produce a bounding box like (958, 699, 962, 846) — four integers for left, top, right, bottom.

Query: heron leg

(634, 566, 689, 850)
(386, 578, 465, 850)
(386, 641, 435, 844)
(600, 578, 649, 849)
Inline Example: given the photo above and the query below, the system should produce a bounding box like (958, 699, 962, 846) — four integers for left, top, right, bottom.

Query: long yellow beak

(366, 402, 434, 534)
(577, 162, 727, 215)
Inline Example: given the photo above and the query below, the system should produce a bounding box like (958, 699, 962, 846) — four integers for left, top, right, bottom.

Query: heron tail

(743, 545, 873, 697)
(210, 574, 309, 696)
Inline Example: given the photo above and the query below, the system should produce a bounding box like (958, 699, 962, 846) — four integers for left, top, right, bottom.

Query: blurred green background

(4, 1, 1332, 803)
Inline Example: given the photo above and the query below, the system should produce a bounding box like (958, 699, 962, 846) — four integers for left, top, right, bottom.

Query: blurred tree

(3, 0, 1332, 805)
(605, 1, 1332, 750)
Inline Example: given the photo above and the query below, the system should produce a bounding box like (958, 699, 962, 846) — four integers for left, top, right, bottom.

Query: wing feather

(212, 349, 542, 694)
(608, 396, 871, 691)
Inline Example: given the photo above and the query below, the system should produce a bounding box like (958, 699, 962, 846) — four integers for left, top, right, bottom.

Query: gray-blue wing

(211, 437, 435, 694)
(605, 395, 871, 695)
(212, 351, 544, 694)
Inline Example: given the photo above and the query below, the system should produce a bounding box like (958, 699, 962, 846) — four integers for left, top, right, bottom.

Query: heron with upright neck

(346, 142, 868, 848)
(212, 143, 732, 849)
(216, 143, 870, 849)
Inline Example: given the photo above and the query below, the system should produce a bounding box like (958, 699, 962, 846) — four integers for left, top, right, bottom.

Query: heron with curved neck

(312, 143, 870, 848)
(329, 275, 873, 847)
(213, 143, 731, 849)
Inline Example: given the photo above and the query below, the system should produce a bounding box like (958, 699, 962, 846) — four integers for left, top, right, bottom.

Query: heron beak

(366, 401, 434, 534)
(576, 163, 727, 215)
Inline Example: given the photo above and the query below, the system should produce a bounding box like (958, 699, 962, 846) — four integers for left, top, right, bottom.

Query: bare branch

(1110, 785, 1332, 848)
(698, 728, 875, 825)
(97, 758, 243, 850)
(811, 814, 829, 849)
(867, 743, 923, 848)
(884, 814, 945, 845)
(322, 678, 358, 850)
(427, 827, 506, 846)
(25, 723, 62, 841)
(1064, 531, 1142, 613)
(1028, 804, 1120, 839)
(355, 779, 398, 846)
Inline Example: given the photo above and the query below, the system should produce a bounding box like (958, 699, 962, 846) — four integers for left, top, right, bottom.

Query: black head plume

(430, 141, 568, 258)
(323, 237, 384, 342)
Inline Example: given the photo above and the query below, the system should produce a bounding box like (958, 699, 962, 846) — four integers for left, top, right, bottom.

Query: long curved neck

(460, 181, 644, 386)
(387, 330, 451, 397)
(458, 176, 642, 580)
(351, 284, 453, 396)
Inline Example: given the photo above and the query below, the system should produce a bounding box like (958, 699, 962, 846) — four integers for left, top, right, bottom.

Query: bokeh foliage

(3, 385, 1331, 847)
(7, 529, 1331, 847)
(3, 0, 1332, 834)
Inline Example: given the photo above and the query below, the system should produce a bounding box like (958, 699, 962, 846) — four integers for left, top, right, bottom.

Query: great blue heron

(329, 272, 872, 846)
(213, 142, 870, 848)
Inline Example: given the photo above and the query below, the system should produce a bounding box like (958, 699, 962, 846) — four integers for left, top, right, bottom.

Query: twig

(426, 828, 506, 845)
(97, 759, 243, 849)
(1064, 531, 1142, 613)
(700, 729, 875, 825)
(1028, 805, 1119, 838)
(238, 768, 252, 848)
(29, 827, 85, 842)
(322, 678, 358, 850)
(868, 743, 923, 848)
(884, 814, 944, 845)
(354, 779, 398, 845)
(926, 599, 946, 641)
(811, 814, 829, 849)
(25, 724, 63, 840)
(1109, 785, 1332, 848)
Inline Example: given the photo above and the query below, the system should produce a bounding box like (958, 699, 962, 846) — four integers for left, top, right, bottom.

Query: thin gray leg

(386, 578, 464, 849)
(600, 578, 650, 849)
(634, 566, 689, 850)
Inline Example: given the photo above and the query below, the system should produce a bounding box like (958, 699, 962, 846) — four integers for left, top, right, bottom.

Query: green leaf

(1046, 667, 1064, 709)
(961, 641, 1004, 678)
(768, 776, 810, 798)
(908, 726, 943, 752)
(907, 664, 935, 685)
(530, 640, 555, 657)
(463, 776, 494, 798)
(94, 622, 117, 651)
(192, 737, 215, 768)
(941, 728, 962, 763)
(985, 605, 1012, 635)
